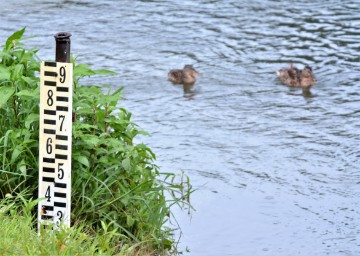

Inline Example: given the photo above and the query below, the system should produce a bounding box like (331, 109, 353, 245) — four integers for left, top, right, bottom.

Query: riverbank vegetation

(0, 28, 192, 255)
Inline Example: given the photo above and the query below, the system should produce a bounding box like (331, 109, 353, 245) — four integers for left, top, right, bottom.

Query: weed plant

(0, 28, 192, 255)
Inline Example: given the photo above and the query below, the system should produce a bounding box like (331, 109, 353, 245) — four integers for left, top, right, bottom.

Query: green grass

(0, 194, 156, 255)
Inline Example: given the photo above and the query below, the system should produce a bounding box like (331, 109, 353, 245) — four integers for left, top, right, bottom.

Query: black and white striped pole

(38, 32, 73, 230)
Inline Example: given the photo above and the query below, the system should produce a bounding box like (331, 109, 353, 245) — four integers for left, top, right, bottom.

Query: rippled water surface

(1, 0, 360, 255)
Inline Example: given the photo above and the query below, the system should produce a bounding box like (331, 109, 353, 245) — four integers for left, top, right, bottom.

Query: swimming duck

(276, 64, 315, 89)
(168, 65, 201, 85)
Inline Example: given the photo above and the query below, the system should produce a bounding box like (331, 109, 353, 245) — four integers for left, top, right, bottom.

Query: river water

(1, 0, 359, 255)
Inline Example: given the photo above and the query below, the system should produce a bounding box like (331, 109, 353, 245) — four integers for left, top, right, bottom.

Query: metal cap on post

(54, 32, 71, 63)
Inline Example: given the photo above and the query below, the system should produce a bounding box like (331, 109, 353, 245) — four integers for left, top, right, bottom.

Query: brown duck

(276, 64, 315, 89)
(168, 65, 201, 85)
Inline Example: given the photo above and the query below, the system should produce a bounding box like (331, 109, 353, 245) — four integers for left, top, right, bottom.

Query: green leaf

(0, 51, 12, 60)
(74, 64, 117, 78)
(122, 158, 131, 172)
(111, 87, 123, 97)
(120, 197, 129, 206)
(81, 134, 100, 148)
(0, 65, 11, 80)
(0, 86, 15, 107)
(74, 64, 95, 77)
(93, 69, 117, 75)
(25, 113, 39, 129)
(16, 88, 38, 98)
(74, 123, 96, 131)
(11, 144, 23, 164)
(74, 155, 90, 167)
(6, 27, 25, 50)
(11, 64, 24, 81)
(21, 76, 38, 86)
(126, 215, 135, 227)
(17, 159, 27, 176)
(162, 238, 173, 249)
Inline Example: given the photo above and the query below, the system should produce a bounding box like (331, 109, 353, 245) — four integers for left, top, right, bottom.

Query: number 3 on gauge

(56, 211, 63, 224)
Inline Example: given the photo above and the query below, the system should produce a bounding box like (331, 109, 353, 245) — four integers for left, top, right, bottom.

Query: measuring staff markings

(38, 61, 73, 230)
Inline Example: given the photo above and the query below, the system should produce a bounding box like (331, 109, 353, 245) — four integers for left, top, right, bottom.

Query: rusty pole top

(54, 32, 72, 63)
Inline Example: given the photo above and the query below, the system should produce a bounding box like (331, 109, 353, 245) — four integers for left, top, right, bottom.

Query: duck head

(183, 65, 201, 77)
(300, 66, 315, 88)
(182, 65, 201, 84)
(302, 66, 313, 77)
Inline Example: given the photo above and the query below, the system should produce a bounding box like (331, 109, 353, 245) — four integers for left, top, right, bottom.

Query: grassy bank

(0, 28, 192, 255)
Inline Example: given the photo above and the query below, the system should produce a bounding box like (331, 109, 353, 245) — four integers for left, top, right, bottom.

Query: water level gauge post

(38, 32, 72, 231)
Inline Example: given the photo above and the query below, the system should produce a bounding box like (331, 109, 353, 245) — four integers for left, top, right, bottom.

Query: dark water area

(1, 0, 360, 255)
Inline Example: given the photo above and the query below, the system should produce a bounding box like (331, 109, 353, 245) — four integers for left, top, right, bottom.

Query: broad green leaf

(17, 159, 26, 176)
(11, 64, 24, 81)
(126, 215, 135, 227)
(74, 155, 90, 167)
(0, 51, 12, 60)
(122, 158, 131, 172)
(77, 85, 102, 96)
(6, 27, 25, 50)
(0, 65, 11, 80)
(25, 113, 39, 129)
(74, 64, 117, 77)
(16, 87, 40, 102)
(21, 76, 38, 86)
(74, 123, 96, 131)
(13, 49, 25, 63)
(11, 144, 23, 164)
(93, 69, 117, 75)
(120, 197, 129, 206)
(74, 64, 95, 77)
(101, 93, 121, 107)
(0, 86, 15, 107)
(16, 88, 38, 98)
(81, 134, 100, 147)
(162, 238, 173, 249)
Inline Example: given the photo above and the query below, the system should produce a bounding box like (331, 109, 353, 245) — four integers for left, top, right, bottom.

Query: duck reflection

(287, 86, 314, 99)
(171, 82, 199, 99)
(302, 88, 313, 98)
